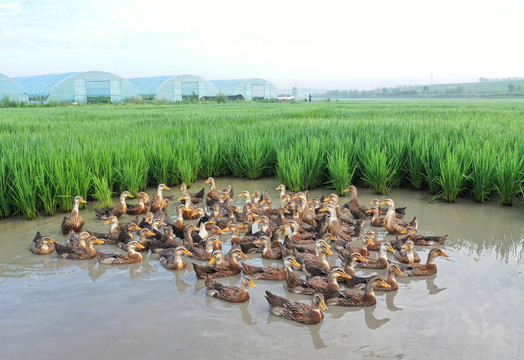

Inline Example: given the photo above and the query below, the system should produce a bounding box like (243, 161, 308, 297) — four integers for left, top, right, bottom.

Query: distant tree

(508, 84, 516, 92)
(423, 86, 429, 93)
(292, 86, 298, 98)
(382, 88, 389, 94)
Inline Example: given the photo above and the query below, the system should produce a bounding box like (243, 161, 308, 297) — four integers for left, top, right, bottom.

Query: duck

(193, 248, 248, 279)
(342, 185, 370, 219)
(366, 206, 385, 227)
(172, 205, 187, 231)
(30, 232, 56, 255)
(94, 215, 121, 244)
(369, 198, 406, 219)
(178, 193, 200, 219)
(138, 211, 154, 230)
(323, 194, 356, 225)
(98, 241, 145, 264)
(179, 183, 204, 204)
(292, 193, 317, 227)
(159, 246, 193, 270)
(354, 241, 395, 269)
(319, 204, 358, 242)
(339, 252, 371, 288)
(55, 236, 104, 260)
(205, 275, 255, 303)
(275, 184, 293, 206)
(241, 255, 301, 281)
(265, 291, 327, 325)
(381, 199, 417, 235)
(285, 267, 352, 295)
(297, 243, 334, 277)
(394, 240, 421, 264)
(396, 248, 449, 276)
(126, 192, 150, 215)
(116, 223, 141, 249)
(206, 191, 231, 210)
(61, 196, 87, 234)
(120, 228, 154, 251)
(150, 184, 171, 213)
(95, 191, 133, 220)
(287, 220, 316, 244)
(398, 226, 448, 247)
(375, 263, 404, 291)
(336, 235, 371, 259)
(325, 276, 391, 307)
(205, 177, 224, 201)
(187, 237, 223, 261)
(65, 230, 91, 248)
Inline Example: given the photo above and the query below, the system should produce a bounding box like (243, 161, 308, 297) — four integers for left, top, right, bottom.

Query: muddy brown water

(1, 177, 523, 360)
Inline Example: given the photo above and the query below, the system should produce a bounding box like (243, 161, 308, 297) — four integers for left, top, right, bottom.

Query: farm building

(0, 73, 27, 103)
(14, 71, 141, 104)
(210, 78, 278, 100)
(128, 74, 219, 102)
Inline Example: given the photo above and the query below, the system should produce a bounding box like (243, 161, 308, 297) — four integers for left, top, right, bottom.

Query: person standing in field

(304, 95, 307, 101)
(309, 93, 312, 102)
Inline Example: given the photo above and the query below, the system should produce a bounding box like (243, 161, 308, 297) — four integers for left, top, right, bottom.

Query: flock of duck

(31, 178, 449, 325)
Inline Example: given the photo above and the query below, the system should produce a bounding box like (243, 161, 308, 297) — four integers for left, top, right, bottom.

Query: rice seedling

(470, 146, 497, 203)
(360, 143, 393, 195)
(494, 152, 523, 206)
(0, 100, 523, 218)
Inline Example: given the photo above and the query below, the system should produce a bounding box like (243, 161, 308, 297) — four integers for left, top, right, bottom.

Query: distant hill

(312, 79, 524, 99)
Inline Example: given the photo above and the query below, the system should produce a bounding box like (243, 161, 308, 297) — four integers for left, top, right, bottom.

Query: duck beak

(283, 209, 290, 214)
(440, 251, 450, 258)
(104, 219, 112, 225)
(254, 218, 262, 223)
(320, 300, 328, 311)
(319, 208, 327, 212)
(80, 198, 87, 203)
(207, 221, 215, 224)
(239, 252, 248, 258)
(253, 239, 262, 244)
(274, 186, 280, 190)
(147, 231, 155, 236)
(401, 244, 409, 249)
(292, 195, 299, 199)
(136, 243, 146, 250)
(401, 230, 408, 234)
(260, 199, 267, 204)
(343, 188, 350, 193)
(365, 209, 372, 213)
(134, 226, 141, 231)
(387, 247, 395, 253)
(292, 259, 301, 268)
(325, 248, 334, 255)
(184, 250, 193, 256)
(209, 257, 216, 265)
(191, 212, 199, 217)
(358, 256, 369, 263)
(329, 236, 338, 242)
(381, 280, 391, 289)
(368, 201, 375, 205)
(249, 281, 256, 288)
(379, 201, 386, 206)
(217, 229, 225, 234)
(49, 239, 56, 243)
(342, 272, 352, 279)
(216, 240, 224, 245)
(164, 186, 171, 191)
(283, 230, 291, 235)
(237, 194, 244, 198)
(95, 239, 105, 244)
(205, 179, 211, 184)
(251, 193, 256, 197)
(395, 268, 404, 276)
(178, 196, 185, 201)
(307, 200, 314, 204)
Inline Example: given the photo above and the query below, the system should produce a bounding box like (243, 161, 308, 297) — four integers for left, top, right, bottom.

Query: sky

(1, 0, 523, 90)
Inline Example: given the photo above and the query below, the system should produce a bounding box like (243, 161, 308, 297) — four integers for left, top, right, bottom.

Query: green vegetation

(0, 100, 523, 219)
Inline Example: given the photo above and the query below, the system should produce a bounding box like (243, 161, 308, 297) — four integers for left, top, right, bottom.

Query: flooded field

(1, 177, 523, 360)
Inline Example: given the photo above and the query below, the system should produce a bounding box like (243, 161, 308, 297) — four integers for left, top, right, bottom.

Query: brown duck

(95, 191, 133, 220)
(61, 196, 87, 234)
(151, 184, 171, 213)
(127, 192, 149, 215)
(265, 291, 327, 325)
(30, 232, 56, 255)
(205, 275, 255, 303)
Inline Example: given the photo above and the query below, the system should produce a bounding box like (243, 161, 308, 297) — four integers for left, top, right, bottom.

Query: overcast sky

(1, 0, 523, 90)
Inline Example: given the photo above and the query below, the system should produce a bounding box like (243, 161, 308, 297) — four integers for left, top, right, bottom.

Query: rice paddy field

(0, 100, 523, 220)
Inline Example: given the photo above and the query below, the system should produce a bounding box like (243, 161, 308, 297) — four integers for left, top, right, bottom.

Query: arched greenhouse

(14, 71, 141, 104)
(210, 78, 278, 100)
(0, 73, 27, 103)
(128, 74, 219, 102)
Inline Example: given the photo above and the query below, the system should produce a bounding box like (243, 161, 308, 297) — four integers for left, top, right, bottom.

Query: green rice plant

(175, 136, 201, 185)
(494, 152, 523, 206)
(422, 139, 447, 194)
(90, 174, 113, 208)
(148, 141, 175, 185)
(228, 134, 273, 179)
(52, 155, 75, 212)
(117, 151, 148, 196)
(470, 146, 497, 202)
(34, 156, 57, 216)
(438, 145, 472, 203)
(70, 152, 91, 209)
(199, 134, 229, 178)
(0, 154, 10, 218)
(326, 139, 359, 195)
(8, 151, 38, 219)
(276, 138, 325, 191)
(386, 138, 407, 188)
(406, 137, 426, 190)
(360, 143, 393, 195)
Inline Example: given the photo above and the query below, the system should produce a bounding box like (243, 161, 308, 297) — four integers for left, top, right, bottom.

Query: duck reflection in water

(426, 275, 446, 295)
(364, 305, 390, 329)
(267, 314, 326, 350)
